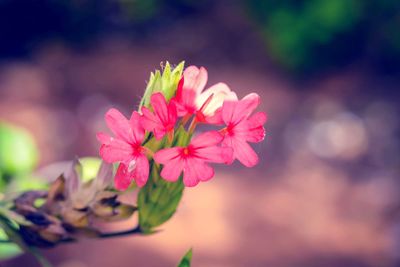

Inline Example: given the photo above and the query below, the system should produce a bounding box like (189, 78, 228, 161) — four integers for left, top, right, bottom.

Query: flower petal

(205, 108, 224, 124)
(96, 132, 112, 145)
(141, 107, 160, 131)
(232, 139, 259, 167)
(196, 83, 237, 116)
(99, 139, 133, 163)
(160, 157, 184, 182)
(167, 99, 178, 124)
(183, 158, 214, 186)
(151, 92, 169, 125)
(221, 136, 235, 164)
(222, 93, 260, 125)
(105, 108, 133, 143)
(190, 131, 223, 148)
(195, 146, 233, 164)
(129, 111, 145, 143)
(154, 147, 181, 164)
(114, 163, 134, 191)
(133, 154, 149, 187)
(183, 66, 208, 95)
(246, 112, 267, 143)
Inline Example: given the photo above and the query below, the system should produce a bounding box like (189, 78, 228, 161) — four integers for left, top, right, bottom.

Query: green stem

(61, 225, 142, 243)
(98, 225, 142, 239)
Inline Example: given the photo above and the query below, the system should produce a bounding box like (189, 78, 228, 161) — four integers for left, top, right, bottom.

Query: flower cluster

(97, 65, 267, 190)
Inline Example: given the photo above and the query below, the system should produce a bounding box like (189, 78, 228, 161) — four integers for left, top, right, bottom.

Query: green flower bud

(139, 61, 185, 110)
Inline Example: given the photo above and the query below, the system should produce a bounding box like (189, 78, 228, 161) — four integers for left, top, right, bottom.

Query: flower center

(182, 147, 190, 156)
(221, 124, 234, 136)
(132, 143, 144, 156)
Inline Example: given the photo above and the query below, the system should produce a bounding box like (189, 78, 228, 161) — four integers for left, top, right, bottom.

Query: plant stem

(98, 225, 142, 239)
(60, 225, 142, 243)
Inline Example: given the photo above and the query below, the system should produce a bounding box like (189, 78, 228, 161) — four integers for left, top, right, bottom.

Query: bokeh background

(1, 0, 400, 266)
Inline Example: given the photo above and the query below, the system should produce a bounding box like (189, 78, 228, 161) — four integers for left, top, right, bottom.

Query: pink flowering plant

(97, 62, 266, 232)
(0, 62, 266, 266)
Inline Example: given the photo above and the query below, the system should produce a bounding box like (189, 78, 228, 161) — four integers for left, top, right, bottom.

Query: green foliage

(247, 0, 400, 72)
(0, 122, 39, 180)
(79, 157, 102, 182)
(140, 61, 184, 110)
(138, 127, 190, 233)
(177, 248, 193, 267)
(137, 164, 184, 233)
(0, 228, 22, 260)
(248, 0, 363, 70)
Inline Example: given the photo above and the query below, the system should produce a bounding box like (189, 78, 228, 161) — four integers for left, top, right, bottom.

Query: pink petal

(195, 146, 233, 164)
(245, 112, 267, 143)
(96, 132, 112, 144)
(204, 108, 224, 124)
(232, 139, 259, 167)
(151, 93, 169, 125)
(114, 163, 134, 191)
(154, 147, 181, 164)
(183, 158, 214, 186)
(239, 93, 260, 115)
(221, 136, 235, 164)
(153, 128, 167, 140)
(167, 100, 178, 124)
(248, 111, 267, 126)
(183, 66, 208, 94)
(129, 111, 145, 143)
(99, 139, 133, 163)
(160, 156, 184, 182)
(196, 83, 238, 116)
(105, 108, 133, 143)
(176, 89, 197, 116)
(133, 154, 149, 187)
(222, 93, 260, 125)
(190, 131, 223, 148)
(221, 100, 237, 125)
(173, 98, 191, 117)
(141, 107, 160, 131)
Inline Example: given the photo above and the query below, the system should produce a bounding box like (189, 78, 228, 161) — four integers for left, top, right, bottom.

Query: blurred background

(0, 0, 400, 266)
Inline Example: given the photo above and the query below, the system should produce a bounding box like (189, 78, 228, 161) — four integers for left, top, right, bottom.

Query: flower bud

(139, 61, 184, 110)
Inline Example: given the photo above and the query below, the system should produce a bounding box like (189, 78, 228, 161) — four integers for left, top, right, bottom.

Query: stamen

(199, 93, 214, 113)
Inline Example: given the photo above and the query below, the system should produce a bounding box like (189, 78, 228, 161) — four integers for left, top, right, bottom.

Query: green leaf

(177, 248, 193, 267)
(139, 61, 185, 110)
(138, 127, 190, 233)
(0, 215, 53, 266)
(0, 228, 22, 260)
(79, 157, 102, 182)
(0, 122, 39, 189)
(137, 164, 184, 233)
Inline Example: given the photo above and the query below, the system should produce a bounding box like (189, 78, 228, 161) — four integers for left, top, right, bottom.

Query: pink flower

(154, 131, 232, 187)
(220, 93, 267, 167)
(97, 109, 149, 190)
(174, 66, 237, 123)
(141, 92, 177, 140)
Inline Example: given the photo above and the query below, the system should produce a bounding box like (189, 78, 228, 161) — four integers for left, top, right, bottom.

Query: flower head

(154, 131, 232, 187)
(97, 109, 149, 189)
(141, 92, 178, 140)
(174, 66, 237, 123)
(220, 93, 267, 167)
